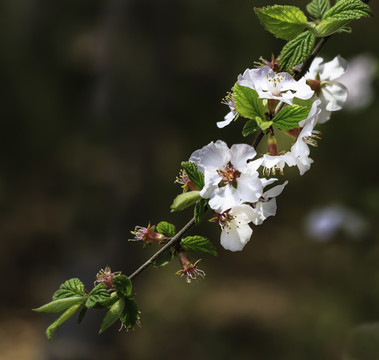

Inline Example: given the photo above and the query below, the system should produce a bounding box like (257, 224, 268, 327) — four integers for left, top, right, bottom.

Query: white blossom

(305, 204, 368, 241)
(189, 140, 263, 213)
(218, 205, 256, 251)
(305, 56, 348, 123)
(261, 100, 321, 176)
(238, 66, 314, 105)
(338, 54, 377, 110)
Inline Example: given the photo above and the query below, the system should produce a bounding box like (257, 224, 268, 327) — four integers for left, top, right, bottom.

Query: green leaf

(156, 221, 176, 237)
(194, 198, 208, 225)
(46, 303, 84, 340)
(171, 191, 201, 212)
(94, 292, 119, 309)
(99, 297, 125, 334)
(52, 278, 85, 300)
(312, 0, 373, 36)
(279, 30, 316, 72)
(181, 236, 217, 256)
(181, 161, 204, 190)
(120, 298, 140, 330)
(33, 296, 87, 314)
(233, 83, 266, 121)
(85, 284, 110, 309)
(242, 119, 259, 137)
(255, 5, 308, 40)
(113, 275, 132, 297)
(307, 0, 330, 19)
(78, 308, 87, 324)
(153, 249, 173, 268)
(293, 98, 313, 110)
(323, 0, 373, 20)
(272, 105, 309, 130)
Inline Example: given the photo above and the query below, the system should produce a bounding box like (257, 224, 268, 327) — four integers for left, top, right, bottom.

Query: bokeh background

(1, 0, 379, 359)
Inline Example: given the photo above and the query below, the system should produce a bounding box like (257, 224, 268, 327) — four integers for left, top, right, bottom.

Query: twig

(129, 217, 196, 280)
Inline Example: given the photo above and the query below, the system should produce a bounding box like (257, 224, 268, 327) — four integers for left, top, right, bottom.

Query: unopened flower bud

(306, 78, 322, 95)
(267, 135, 278, 156)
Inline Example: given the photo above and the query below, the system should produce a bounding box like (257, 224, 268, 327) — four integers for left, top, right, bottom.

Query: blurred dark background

(1, 0, 379, 359)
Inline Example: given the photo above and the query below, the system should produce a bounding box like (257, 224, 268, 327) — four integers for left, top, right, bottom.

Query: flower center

(217, 162, 240, 186)
(267, 73, 286, 96)
(217, 211, 234, 230)
(304, 130, 322, 147)
(221, 91, 236, 111)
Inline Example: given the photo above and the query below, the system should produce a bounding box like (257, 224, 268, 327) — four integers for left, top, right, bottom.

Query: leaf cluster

(33, 277, 140, 339)
(255, 0, 372, 72)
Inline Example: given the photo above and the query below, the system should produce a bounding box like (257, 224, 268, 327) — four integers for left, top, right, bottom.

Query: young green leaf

(279, 30, 316, 72)
(33, 296, 87, 314)
(242, 119, 259, 137)
(171, 191, 201, 212)
(181, 161, 204, 190)
(52, 278, 85, 300)
(272, 105, 309, 130)
(312, 0, 373, 36)
(46, 303, 84, 340)
(323, 0, 372, 20)
(85, 284, 110, 309)
(99, 297, 125, 334)
(181, 236, 217, 256)
(120, 298, 140, 330)
(306, 0, 330, 19)
(233, 83, 266, 121)
(255, 5, 308, 40)
(113, 275, 132, 298)
(293, 98, 313, 110)
(194, 198, 208, 225)
(78, 308, 87, 324)
(153, 249, 173, 268)
(156, 221, 176, 237)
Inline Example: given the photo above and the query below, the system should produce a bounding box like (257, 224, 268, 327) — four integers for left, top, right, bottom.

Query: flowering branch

(34, 0, 373, 340)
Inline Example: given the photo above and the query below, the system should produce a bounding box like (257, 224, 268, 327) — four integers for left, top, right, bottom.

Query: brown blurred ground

(0, 0, 379, 359)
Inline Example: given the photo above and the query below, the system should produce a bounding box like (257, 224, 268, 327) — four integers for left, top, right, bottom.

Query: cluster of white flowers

(189, 56, 349, 252)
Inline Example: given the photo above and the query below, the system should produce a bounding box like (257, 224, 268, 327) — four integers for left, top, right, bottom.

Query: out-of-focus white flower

(217, 205, 256, 251)
(261, 100, 321, 176)
(338, 54, 377, 110)
(305, 204, 368, 241)
(305, 55, 348, 123)
(238, 66, 314, 105)
(189, 140, 263, 213)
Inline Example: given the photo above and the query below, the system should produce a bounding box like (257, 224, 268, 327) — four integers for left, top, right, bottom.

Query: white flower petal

(306, 57, 324, 79)
(322, 82, 348, 112)
(263, 181, 288, 199)
(220, 219, 252, 251)
(236, 172, 263, 204)
(217, 110, 237, 129)
(320, 55, 348, 81)
(189, 140, 229, 172)
(252, 199, 277, 225)
(209, 185, 241, 213)
(229, 143, 257, 172)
